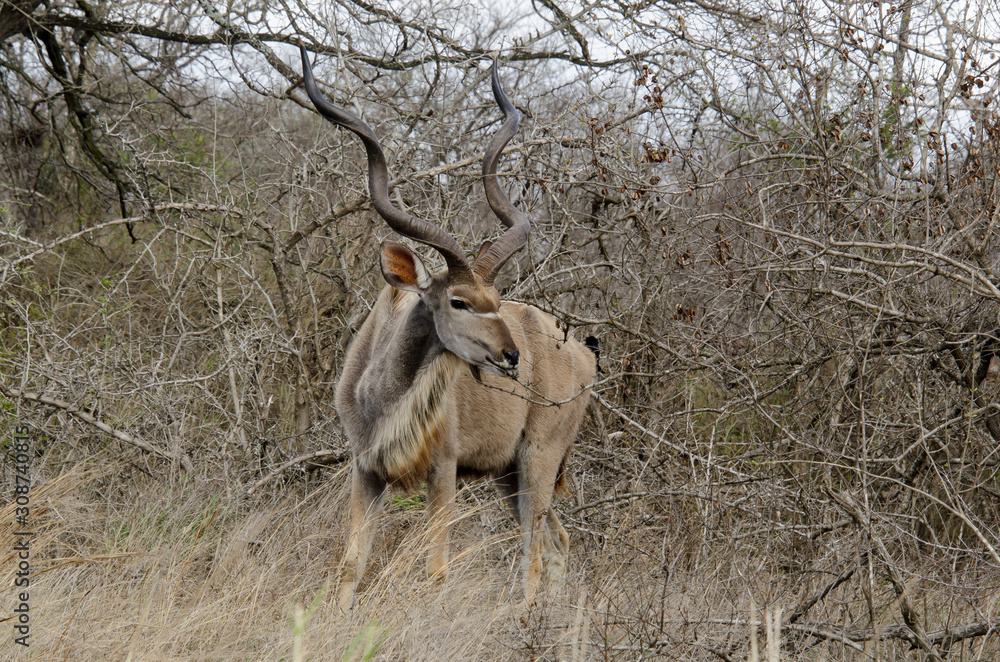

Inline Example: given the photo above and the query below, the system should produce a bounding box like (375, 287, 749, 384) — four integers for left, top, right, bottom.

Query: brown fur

(335, 279, 595, 610)
(361, 350, 463, 490)
(299, 46, 594, 610)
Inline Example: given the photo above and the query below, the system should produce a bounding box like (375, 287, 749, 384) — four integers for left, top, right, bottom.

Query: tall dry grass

(5, 464, 584, 660)
(6, 457, 998, 661)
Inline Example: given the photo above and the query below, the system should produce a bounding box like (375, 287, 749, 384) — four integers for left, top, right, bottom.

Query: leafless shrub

(2, 0, 999, 658)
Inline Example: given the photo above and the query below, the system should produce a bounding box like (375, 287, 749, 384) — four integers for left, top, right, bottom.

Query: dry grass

(7, 459, 998, 661)
(5, 2, 1000, 657)
(6, 466, 575, 661)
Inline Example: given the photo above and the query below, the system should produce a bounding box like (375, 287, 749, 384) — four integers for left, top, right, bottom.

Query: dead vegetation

(3, 0, 1000, 659)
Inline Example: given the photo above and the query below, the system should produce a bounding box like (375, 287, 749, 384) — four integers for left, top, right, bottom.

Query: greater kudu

(299, 44, 596, 609)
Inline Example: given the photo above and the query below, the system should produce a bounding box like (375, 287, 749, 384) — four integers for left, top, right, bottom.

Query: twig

(787, 563, 858, 624)
(927, 621, 996, 649)
(783, 622, 866, 652)
(593, 393, 751, 480)
(569, 491, 649, 514)
(246, 449, 349, 495)
(2, 386, 193, 472)
(828, 489, 945, 662)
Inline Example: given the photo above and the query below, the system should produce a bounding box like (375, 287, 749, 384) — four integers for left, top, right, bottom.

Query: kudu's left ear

(380, 241, 432, 292)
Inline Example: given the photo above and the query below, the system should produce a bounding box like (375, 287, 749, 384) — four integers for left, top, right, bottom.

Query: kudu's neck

(355, 291, 459, 423)
(354, 290, 465, 486)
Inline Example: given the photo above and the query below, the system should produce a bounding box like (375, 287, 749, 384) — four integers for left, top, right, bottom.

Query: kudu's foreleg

(425, 456, 456, 578)
(338, 466, 386, 611)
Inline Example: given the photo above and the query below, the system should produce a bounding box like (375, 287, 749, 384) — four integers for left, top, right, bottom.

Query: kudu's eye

(450, 299, 468, 311)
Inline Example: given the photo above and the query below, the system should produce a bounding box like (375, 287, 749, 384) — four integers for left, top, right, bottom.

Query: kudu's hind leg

(520, 451, 568, 600)
(425, 456, 457, 578)
(498, 454, 569, 599)
(543, 508, 570, 590)
(338, 467, 386, 611)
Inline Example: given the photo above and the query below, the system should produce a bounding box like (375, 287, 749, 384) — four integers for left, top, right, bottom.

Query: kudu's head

(300, 44, 529, 379)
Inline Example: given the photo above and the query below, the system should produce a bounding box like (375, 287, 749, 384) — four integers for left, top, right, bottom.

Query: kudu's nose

(503, 349, 520, 366)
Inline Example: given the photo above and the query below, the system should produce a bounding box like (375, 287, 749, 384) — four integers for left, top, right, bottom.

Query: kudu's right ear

(380, 241, 432, 292)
